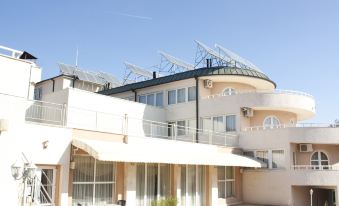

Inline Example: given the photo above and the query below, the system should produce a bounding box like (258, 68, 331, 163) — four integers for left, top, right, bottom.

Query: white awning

(72, 137, 261, 168)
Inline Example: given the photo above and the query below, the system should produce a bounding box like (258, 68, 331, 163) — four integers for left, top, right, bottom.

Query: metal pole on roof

(75, 46, 79, 67)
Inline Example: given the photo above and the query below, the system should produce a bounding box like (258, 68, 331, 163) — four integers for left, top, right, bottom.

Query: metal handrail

(202, 89, 314, 99)
(291, 165, 339, 171)
(243, 123, 339, 131)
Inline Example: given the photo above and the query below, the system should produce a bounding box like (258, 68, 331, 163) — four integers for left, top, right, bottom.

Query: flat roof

(99, 66, 276, 95)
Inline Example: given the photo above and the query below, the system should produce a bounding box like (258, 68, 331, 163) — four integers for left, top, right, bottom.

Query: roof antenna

(75, 46, 79, 67)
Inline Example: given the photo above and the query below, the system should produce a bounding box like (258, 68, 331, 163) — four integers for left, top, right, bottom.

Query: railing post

(209, 131, 212, 144)
(173, 124, 177, 141)
(123, 114, 128, 143)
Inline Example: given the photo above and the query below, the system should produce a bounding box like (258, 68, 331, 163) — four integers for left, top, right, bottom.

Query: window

(73, 156, 116, 205)
(146, 94, 155, 106)
(168, 90, 176, 105)
(177, 88, 186, 103)
(217, 166, 235, 198)
(222, 88, 236, 96)
(213, 116, 225, 132)
(136, 164, 170, 206)
(139, 95, 146, 104)
(311, 151, 329, 170)
(180, 165, 205, 206)
(34, 87, 42, 100)
(177, 120, 186, 136)
(255, 151, 269, 168)
(200, 117, 212, 131)
(211, 115, 236, 133)
(156, 92, 163, 107)
(188, 86, 196, 101)
(225, 115, 236, 132)
(272, 150, 285, 169)
(263, 116, 280, 128)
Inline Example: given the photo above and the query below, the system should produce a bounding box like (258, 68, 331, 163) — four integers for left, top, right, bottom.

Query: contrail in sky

(111, 12, 153, 21)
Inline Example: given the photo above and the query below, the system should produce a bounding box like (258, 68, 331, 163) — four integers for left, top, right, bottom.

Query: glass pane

(96, 161, 114, 182)
(156, 92, 163, 107)
(160, 164, 170, 198)
(263, 117, 271, 127)
(272, 117, 280, 125)
(146, 164, 158, 205)
(177, 120, 186, 136)
(197, 166, 205, 206)
(95, 184, 113, 205)
(272, 150, 285, 169)
(177, 88, 186, 103)
(180, 166, 186, 206)
(188, 86, 196, 101)
(136, 164, 145, 206)
(218, 182, 225, 198)
(320, 152, 328, 160)
(226, 181, 234, 197)
(311, 153, 318, 161)
(74, 156, 95, 182)
(226, 115, 236, 132)
(146, 94, 155, 106)
(226, 167, 234, 179)
(139, 95, 146, 104)
(213, 116, 225, 132)
(168, 90, 176, 105)
(187, 165, 196, 206)
(72, 184, 93, 206)
(217, 167, 225, 181)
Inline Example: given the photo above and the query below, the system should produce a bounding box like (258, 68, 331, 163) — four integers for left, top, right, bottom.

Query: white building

(0, 44, 337, 206)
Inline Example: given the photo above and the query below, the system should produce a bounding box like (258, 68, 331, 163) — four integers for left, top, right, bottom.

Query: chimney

(153, 71, 157, 79)
(206, 59, 210, 68)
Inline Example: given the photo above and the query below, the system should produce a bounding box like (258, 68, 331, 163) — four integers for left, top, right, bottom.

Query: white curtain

(188, 86, 196, 101)
(72, 156, 115, 206)
(226, 115, 236, 132)
(146, 164, 158, 205)
(168, 90, 176, 105)
(272, 150, 285, 169)
(136, 164, 145, 206)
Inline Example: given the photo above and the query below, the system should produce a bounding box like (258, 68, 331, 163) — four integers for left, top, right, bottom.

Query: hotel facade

(0, 44, 338, 206)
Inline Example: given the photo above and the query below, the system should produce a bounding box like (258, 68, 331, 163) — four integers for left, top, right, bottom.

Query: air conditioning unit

(299, 144, 313, 152)
(0, 119, 9, 132)
(242, 107, 253, 117)
(203, 79, 213, 89)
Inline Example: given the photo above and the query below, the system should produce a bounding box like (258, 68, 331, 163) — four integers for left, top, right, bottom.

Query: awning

(72, 137, 261, 168)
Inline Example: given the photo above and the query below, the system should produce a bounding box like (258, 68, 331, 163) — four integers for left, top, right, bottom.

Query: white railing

(24, 102, 238, 147)
(243, 123, 339, 131)
(202, 89, 314, 99)
(25, 100, 65, 126)
(291, 165, 339, 171)
(0, 45, 23, 58)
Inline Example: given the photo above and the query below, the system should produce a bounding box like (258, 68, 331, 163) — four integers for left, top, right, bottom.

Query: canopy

(72, 137, 261, 168)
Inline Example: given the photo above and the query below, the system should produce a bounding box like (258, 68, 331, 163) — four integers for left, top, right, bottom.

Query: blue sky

(1, 0, 339, 122)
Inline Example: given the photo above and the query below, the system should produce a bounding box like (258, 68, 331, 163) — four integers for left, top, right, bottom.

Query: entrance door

(36, 166, 57, 206)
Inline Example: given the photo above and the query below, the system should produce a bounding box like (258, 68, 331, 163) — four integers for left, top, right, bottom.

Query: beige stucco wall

(293, 144, 339, 166)
(249, 110, 297, 127)
(210, 82, 255, 96)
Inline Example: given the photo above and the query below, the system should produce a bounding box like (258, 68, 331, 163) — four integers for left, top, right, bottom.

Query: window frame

(222, 87, 236, 96)
(310, 150, 330, 169)
(217, 166, 235, 199)
(72, 155, 117, 205)
(187, 86, 196, 102)
(263, 115, 281, 128)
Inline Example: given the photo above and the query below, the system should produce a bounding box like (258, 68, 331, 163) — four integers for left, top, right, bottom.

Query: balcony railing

(243, 123, 339, 131)
(24, 100, 238, 147)
(202, 89, 314, 99)
(291, 165, 339, 171)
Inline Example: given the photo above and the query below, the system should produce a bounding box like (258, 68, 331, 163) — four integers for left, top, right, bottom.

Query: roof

(99, 66, 276, 95)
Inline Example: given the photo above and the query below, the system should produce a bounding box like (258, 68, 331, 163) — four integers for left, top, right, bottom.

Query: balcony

(201, 89, 315, 120)
(24, 98, 239, 148)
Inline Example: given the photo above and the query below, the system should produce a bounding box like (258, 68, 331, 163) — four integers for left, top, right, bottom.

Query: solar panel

(159, 51, 195, 71)
(99, 72, 121, 87)
(59, 63, 75, 75)
(195, 40, 229, 63)
(124, 62, 153, 78)
(215, 44, 263, 73)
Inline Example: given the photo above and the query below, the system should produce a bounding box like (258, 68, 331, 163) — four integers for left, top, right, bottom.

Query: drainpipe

(52, 79, 55, 92)
(132, 89, 137, 102)
(195, 76, 199, 143)
(72, 76, 76, 88)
